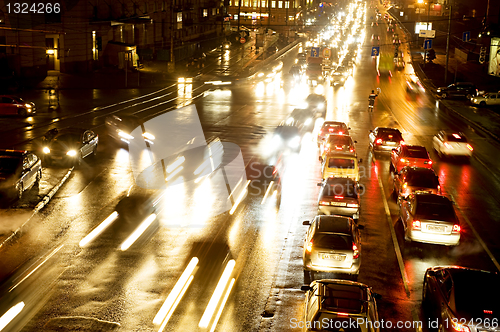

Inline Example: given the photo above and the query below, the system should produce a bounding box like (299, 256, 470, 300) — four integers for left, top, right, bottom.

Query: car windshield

(308, 64, 322, 70)
(404, 148, 429, 159)
(406, 173, 439, 188)
(0, 157, 21, 172)
(322, 183, 357, 198)
(415, 202, 456, 222)
(313, 234, 351, 249)
(327, 136, 352, 145)
(445, 134, 468, 143)
(54, 133, 81, 144)
(274, 126, 299, 139)
(328, 158, 355, 168)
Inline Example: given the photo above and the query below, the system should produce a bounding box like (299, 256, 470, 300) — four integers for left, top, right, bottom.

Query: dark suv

(436, 82, 478, 99)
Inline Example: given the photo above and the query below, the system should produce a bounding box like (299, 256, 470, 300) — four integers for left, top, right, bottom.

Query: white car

(432, 131, 473, 158)
(471, 92, 500, 107)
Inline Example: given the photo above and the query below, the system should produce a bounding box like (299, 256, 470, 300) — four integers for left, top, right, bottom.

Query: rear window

(322, 183, 358, 198)
(445, 134, 468, 143)
(404, 148, 429, 159)
(274, 126, 299, 138)
(406, 173, 439, 187)
(327, 136, 352, 145)
(379, 131, 402, 141)
(313, 234, 351, 249)
(415, 202, 456, 222)
(328, 158, 355, 168)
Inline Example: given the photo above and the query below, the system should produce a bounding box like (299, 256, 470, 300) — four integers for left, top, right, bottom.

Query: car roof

(401, 166, 436, 175)
(375, 127, 401, 133)
(314, 279, 369, 314)
(0, 149, 28, 157)
(414, 193, 451, 204)
(324, 177, 357, 186)
(315, 215, 352, 234)
(323, 121, 347, 126)
(325, 151, 357, 158)
(55, 128, 88, 135)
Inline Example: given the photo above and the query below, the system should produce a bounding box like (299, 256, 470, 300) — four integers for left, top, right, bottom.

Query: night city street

(1, 0, 500, 331)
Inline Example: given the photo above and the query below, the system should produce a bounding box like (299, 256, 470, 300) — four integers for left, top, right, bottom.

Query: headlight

(317, 103, 325, 109)
(437, 89, 441, 93)
(118, 130, 134, 140)
(25, 103, 32, 108)
(473, 99, 477, 103)
(43, 147, 50, 154)
(305, 118, 313, 126)
(286, 117, 294, 124)
(66, 150, 77, 157)
(258, 72, 265, 77)
(288, 136, 301, 148)
(272, 135, 282, 146)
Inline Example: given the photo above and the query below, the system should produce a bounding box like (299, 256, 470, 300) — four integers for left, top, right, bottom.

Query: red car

(390, 145, 432, 173)
(316, 121, 350, 147)
(0, 95, 36, 117)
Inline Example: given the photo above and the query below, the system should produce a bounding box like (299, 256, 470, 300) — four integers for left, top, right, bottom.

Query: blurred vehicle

(471, 91, 500, 107)
(280, 73, 296, 89)
(302, 215, 361, 277)
(288, 108, 315, 132)
(317, 177, 360, 219)
(270, 121, 302, 153)
(371, 34, 380, 42)
(300, 279, 380, 332)
(247, 163, 282, 208)
(393, 167, 440, 201)
(42, 128, 98, 166)
(317, 121, 350, 147)
(422, 266, 500, 332)
(105, 114, 142, 145)
(320, 135, 356, 161)
(305, 94, 327, 118)
(306, 56, 324, 84)
(0, 149, 42, 200)
(405, 77, 425, 94)
(392, 33, 400, 44)
(289, 65, 303, 79)
(0, 95, 36, 117)
(394, 57, 405, 70)
(432, 131, 473, 159)
(369, 127, 404, 152)
(330, 65, 350, 86)
(390, 145, 432, 173)
(399, 193, 461, 246)
(322, 152, 361, 181)
(436, 82, 478, 99)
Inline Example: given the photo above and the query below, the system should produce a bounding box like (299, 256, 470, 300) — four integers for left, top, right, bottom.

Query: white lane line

(449, 192, 500, 272)
(376, 173, 411, 297)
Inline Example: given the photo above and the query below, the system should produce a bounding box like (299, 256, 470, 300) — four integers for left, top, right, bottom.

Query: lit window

(244, 0, 249, 6)
(234, 14, 238, 19)
(271, 1, 276, 8)
(253, 0, 257, 7)
(203, 8, 208, 16)
(278, 1, 282, 8)
(261, 0, 265, 7)
(285, 1, 289, 8)
(235, 0, 239, 6)
(212, 8, 216, 15)
(177, 12, 182, 29)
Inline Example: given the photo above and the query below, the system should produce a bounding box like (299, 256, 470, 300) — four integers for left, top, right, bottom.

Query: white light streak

(79, 211, 119, 247)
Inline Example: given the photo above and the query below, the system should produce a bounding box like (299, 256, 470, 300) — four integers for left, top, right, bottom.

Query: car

(247, 163, 282, 208)
(322, 152, 361, 181)
(390, 144, 432, 173)
(305, 94, 327, 117)
(42, 128, 99, 166)
(369, 127, 404, 152)
(422, 266, 500, 332)
(393, 167, 440, 201)
(105, 114, 142, 145)
(320, 135, 356, 162)
(317, 121, 350, 147)
(288, 108, 315, 132)
(317, 177, 360, 219)
(300, 279, 380, 332)
(269, 121, 302, 153)
(436, 82, 478, 99)
(471, 92, 500, 107)
(399, 193, 461, 246)
(0, 95, 36, 117)
(432, 131, 473, 159)
(289, 65, 303, 79)
(0, 149, 42, 200)
(405, 77, 425, 95)
(302, 215, 361, 277)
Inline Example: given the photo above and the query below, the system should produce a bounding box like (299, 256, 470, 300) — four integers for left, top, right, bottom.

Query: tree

(426, 48, 436, 63)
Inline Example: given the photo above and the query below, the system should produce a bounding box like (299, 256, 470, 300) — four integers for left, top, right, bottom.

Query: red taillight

(467, 144, 473, 151)
(444, 142, 452, 149)
(334, 195, 344, 199)
(427, 160, 432, 165)
(339, 131, 343, 135)
(388, 135, 393, 138)
(453, 224, 461, 232)
(319, 201, 330, 206)
(337, 312, 349, 317)
(376, 138, 383, 144)
(335, 145, 343, 150)
(400, 140, 405, 145)
(329, 128, 334, 132)
(412, 220, 421, 229)
(352, 243, 359, 259)
(437, 185, 441, 193)
(350, 148, 354, 153)
(484, 310, 493, 314)
(306, 240, 313, 253)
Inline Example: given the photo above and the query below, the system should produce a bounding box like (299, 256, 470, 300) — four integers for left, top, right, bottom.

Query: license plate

(330, 202, 347, 207)
(386, 141, 396, 145)
(427, 225, 445, 232)
(321, 254, 345, 261)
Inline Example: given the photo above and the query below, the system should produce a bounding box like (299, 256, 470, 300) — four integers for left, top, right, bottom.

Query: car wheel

(480, 101, 486, 107)
(18, 109, 27, 117)
(441, 92, 447, 99)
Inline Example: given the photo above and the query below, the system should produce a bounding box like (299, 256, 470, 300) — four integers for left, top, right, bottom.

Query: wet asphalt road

(1, 5, 500, 332)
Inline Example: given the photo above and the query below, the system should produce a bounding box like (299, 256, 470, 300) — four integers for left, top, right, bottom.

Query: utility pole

(168, 3, 175, 73)
(444, 4, 452, 84)
(423, 0, 431, 66)
(237, 0, 242, 32)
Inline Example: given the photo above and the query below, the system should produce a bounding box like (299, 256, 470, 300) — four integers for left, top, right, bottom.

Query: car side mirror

(372, 292, 382, 299)
(317, 182, 322, 186)
(302, 220, 310, 225)
(358, 159, 362, 163)
(301, 285, 312, 291)
(354, 140, 358, 143)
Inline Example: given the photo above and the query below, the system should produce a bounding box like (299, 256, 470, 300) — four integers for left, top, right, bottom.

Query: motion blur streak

(166, 156, 185, 173)
(9, 245, 64, 292)
(209, 278, 236, 332)
(158, 275, 194, 332)
(166, 166, 184, 182)
(153, 257, 199, 326)
(79, 211, 119, 247)
(0, 302, 24, 331)
(229, 181, 250, 215)
(199, 259, 236, 328)
(261, 181, 275, 204)
(120, 213, 157, 251)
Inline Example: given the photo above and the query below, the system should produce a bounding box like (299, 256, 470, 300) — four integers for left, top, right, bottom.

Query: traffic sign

(322, 47, 331, 59)
(371, 46, 380, 56)
(424, 39, 432, 50)
(310, 47, 320, 58)
(419, 30, 436, 38)
(462, 31, 470, 42)
(240, 37, 246, 44)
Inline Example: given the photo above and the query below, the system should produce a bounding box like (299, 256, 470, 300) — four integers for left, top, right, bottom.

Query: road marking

(376, 173, 411, 297)
(449, 192, 500, 272)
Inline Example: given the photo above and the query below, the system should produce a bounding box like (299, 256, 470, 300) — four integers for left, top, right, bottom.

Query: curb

(0, 167, 74, 250)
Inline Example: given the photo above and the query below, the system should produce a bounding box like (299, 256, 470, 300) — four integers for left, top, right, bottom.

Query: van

(321, 152, 361, 181)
